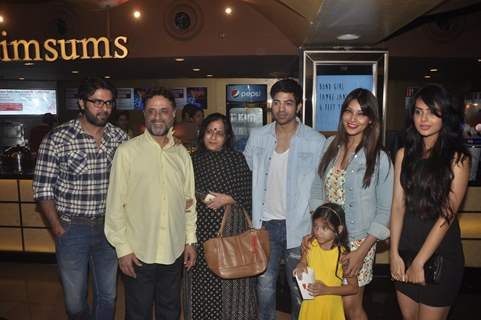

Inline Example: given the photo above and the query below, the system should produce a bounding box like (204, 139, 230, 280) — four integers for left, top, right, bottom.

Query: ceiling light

(72, 70, 79, 74)
(424, 75, 431, 79)
(0, 16, 4, 24)
(133, 10, 141, 19)
(192, 68, 200, 72)
(429, 68, 438, 72)
(104, 75, 111, 79)
(18, 77, 24, 80)
(478, 58, 481, 63)
(206, 74, 213, 77)
(337, 33, 360, 40)
(1, 30, 6, 36)
(175, 58, 185, 62)
(24, 62, 34, 66)
(225, 7, 233, 15)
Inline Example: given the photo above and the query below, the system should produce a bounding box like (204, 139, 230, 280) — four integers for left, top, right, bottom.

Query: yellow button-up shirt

(105, 129, 196, 264)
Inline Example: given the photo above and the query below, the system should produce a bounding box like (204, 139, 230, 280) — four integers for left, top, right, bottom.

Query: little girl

(294, 203, 359, 320)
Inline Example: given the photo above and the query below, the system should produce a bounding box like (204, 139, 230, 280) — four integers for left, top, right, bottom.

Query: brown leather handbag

(203, 204, 270, 279)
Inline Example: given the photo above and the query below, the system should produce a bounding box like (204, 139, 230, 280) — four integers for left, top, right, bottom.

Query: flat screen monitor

(0, 89, 57, 115)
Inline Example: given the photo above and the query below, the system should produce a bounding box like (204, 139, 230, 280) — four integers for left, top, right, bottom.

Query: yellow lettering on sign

(79, 37, 111, 59)
(58, 39, 80, 60)
(11, 39, 42, 61)
(0, 36, 129, 62)
(113, 36, 128, 59)
(43, 39, 58, 62)
(0, 39, 10, 61)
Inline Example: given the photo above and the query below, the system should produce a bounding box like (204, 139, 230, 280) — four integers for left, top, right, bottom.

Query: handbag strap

(217, 204, 253, 237)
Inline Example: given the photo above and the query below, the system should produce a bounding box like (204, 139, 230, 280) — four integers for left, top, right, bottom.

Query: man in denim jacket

(244, 79, 325, 320)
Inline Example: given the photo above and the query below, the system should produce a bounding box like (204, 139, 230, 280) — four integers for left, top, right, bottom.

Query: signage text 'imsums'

(0, 36, 128, 62)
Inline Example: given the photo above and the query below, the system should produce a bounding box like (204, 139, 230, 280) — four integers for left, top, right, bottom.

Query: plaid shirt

(33, 119, 128, 220)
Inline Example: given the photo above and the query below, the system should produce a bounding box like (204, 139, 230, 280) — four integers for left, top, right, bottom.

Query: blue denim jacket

(309, 136, 394, 241)
(243, 119, 325, 249)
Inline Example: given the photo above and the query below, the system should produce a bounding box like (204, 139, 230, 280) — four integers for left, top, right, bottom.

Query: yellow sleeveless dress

(299, 240, 345, 320)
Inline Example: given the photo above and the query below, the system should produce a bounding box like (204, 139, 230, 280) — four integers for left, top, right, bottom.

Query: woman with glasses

(182, 113, 256, 320)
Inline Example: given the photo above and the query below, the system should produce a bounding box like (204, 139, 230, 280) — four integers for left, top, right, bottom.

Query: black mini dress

(395, 210, 464, 307)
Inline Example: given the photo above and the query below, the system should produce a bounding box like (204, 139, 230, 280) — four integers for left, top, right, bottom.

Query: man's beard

(147, 121, 172, 136)
(83, 108, 109, 127)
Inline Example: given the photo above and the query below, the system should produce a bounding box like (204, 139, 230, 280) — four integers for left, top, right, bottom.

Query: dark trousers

(123, 255, 183, 320)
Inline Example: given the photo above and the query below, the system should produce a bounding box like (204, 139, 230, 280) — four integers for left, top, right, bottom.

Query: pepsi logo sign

(231, 89, 262, 98)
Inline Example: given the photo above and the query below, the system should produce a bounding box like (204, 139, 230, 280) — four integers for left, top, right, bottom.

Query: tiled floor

(0, 262, 479, 320)
(0, 262, 289, 320)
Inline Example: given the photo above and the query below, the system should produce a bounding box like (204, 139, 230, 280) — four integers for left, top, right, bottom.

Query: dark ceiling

(0, 0, 480, 82)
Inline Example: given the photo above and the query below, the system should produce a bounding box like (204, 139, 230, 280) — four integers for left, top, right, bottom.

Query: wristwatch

(186, 242, 197, 247)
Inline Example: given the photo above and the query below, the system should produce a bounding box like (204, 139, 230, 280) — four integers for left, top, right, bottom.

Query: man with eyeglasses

(33, 77, 128, 320)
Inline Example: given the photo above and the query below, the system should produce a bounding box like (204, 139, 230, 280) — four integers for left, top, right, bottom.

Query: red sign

(0, 103, 23, 111)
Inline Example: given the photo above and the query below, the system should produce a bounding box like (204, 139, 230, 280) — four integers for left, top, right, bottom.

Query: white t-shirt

(262, 149, 289, 220)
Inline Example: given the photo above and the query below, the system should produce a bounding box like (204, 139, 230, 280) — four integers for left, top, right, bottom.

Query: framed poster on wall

(186, 87, 207, 109)
(301, 50, 388, 141)
(315, 74, 373, 131)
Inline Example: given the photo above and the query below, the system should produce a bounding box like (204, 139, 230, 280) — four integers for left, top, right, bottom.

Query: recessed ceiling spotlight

(192, 68, 200, 72)
(72, 70, 79, 74)
(0, 16, 4, 24)
(104, 75, 111, 79)
(18, 77, 25, 80)
(24, 62, 34, 66)
(429, 68, 438, 72)
(337, 33, 360, 40)
(424, 75, 431, 79)
(175, 58, 185, 62)
(133, 10, 141, 19)
(206, 74, 213, 77)
(478, 58, 481, 63)
(225, 7, 233, 15)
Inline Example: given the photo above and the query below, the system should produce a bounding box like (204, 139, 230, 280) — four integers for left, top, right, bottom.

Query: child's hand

(307, 280, 327, 296)
(293, 261, 308, 279)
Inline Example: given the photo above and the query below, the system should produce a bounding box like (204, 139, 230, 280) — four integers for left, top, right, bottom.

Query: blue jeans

(55, 217, 118, 320)
(257, 220, 302, 320)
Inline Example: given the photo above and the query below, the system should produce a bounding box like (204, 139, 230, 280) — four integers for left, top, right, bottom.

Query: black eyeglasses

(86, 99, 115, 108)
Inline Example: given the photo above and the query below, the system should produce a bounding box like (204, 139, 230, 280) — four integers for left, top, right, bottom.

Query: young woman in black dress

(390, 85, 470, 319)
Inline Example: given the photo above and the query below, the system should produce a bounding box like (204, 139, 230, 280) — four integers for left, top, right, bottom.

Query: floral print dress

(324, 166, 376, 287)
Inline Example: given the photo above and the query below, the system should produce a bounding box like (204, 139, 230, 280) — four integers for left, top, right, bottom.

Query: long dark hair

(197, 113, 234, 152)
(401, 85, 469, 222)
(319, 88, 382, 187)
(312, 203, 349, 280)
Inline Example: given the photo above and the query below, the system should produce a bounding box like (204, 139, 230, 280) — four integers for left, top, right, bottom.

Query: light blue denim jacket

(243, 119, 325, 249)
(309, 136, 394, 241)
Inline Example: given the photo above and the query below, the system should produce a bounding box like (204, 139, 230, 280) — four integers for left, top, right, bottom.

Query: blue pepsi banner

(226, 84, 267, 103)
(316, 75, 373, 131)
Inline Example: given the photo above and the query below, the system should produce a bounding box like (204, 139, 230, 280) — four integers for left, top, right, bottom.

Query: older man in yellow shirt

(105, 87, 197, 320)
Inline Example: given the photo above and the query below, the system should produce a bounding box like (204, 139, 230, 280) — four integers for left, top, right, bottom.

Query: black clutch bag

(399, 250, 444, 284)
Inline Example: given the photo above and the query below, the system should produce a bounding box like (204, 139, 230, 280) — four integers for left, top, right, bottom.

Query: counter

(0, 171, 55, 253)
(1, 172, 481, 267)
